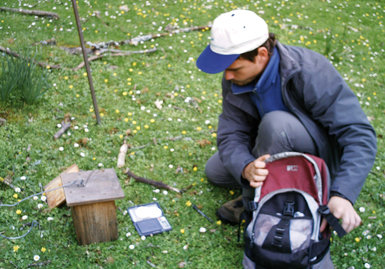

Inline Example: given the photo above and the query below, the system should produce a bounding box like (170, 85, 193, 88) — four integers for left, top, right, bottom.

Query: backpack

(243, 152, 346, 268)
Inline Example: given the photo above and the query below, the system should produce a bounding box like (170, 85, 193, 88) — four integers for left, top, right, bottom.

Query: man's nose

(224, 70, 234, 80)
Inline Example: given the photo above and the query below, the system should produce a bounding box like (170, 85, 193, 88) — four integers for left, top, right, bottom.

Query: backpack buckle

(283, 201, 295, 217)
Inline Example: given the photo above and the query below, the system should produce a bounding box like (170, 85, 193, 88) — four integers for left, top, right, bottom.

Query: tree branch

(0, 46, 61, 69)
(72, 48, 157, 71)
(0, 7, 59, 19)
(125, 169, 182, 194)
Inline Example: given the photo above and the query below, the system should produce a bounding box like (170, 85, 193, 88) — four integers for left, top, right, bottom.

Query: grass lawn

(0, 0, 384, 268)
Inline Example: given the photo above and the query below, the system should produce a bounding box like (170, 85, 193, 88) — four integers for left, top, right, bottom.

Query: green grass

(0, 0, 384, 268)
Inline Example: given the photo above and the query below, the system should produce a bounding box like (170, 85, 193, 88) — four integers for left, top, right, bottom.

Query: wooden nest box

(61, 168, 125, 245)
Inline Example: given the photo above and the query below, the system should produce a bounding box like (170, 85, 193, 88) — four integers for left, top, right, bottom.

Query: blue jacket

(217, 42, 377, 203)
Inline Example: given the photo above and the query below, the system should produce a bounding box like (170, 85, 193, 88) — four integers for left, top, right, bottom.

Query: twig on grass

(0, 7, 59, 19)
(117, 140, 129, 168)
(0, 175, 23, 191)
(72, 48, 157, 71)
(53, 121, 71, 140)
(125, 169, 183, 194)
(0, 46, 61, 70)
(27, 260, 52, 267)
(86, 25, 211, 50)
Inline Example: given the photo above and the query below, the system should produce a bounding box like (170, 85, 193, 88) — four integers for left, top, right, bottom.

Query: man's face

(224, 48, 269, 86)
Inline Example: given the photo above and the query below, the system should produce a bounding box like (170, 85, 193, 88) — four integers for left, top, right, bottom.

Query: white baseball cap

(196, 10, 269, 74)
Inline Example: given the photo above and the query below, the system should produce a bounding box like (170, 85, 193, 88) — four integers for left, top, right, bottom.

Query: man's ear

(255, 47, 269, 64)
(257, 47, 269, 58)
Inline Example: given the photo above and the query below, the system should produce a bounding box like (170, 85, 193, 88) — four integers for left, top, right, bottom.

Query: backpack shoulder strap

(318, 205, 347, 238)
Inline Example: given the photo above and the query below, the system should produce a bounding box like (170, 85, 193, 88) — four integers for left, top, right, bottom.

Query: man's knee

(205, 153, 240, 188)
(254, 111, 316, 156)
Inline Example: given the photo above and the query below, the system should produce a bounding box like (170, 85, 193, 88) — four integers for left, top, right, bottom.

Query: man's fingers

(250, 181, 263, 188)
(252, 167, 268, 176)
(257, 154, 271, 162)
(341, 214, 362, 233)
(250, 175, 266, 183)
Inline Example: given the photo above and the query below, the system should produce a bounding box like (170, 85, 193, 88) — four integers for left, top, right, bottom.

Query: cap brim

(196, 45, 239, 74)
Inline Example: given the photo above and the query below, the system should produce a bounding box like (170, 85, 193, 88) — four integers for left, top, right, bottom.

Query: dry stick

(72, 48, 157, 71)
(87, 25, 211, 49)
(0, 46, 61, 69)
(53, 121, 71, 140)
(0, 7, 59, 19)
(117, 140, 129, 168)
(125, 169, 182, 194)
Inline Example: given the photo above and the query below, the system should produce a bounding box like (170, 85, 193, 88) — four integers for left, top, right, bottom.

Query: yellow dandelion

(216, 220, 222, 225)
(180, 229, 185, 234)
(115, 109, 120, 114)
(196, 127, 202, 131)
(185, 201, 192, 207)
(182, 130, 187, 135)
(193, 167, 198, 172)
(13, 194, 18, 199)
(355, 237, 361, 243)
(150, 119, 155, 123)
(229, 190, 235, 195)
(69, 85, 73, 89)
(16, 209, 22, 215)
(212, 133, 217, 138)
(144, 125, 149, 129)
(41, 247, 46, 253)
(13, 245, 20, 252)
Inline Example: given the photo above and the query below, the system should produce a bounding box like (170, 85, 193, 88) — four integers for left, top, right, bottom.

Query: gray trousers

(205, 111, 334, 269)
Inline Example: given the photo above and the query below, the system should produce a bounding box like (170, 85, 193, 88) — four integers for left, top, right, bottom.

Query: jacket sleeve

(217, 77, 259, 186)
(295, 51, 377, 204)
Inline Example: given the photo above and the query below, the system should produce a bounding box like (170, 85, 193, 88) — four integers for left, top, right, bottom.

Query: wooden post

(61, 169, 124, 245)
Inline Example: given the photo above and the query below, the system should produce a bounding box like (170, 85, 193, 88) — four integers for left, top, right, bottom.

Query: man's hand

(320, 196, 362, 234)
(242, 154, 270, 188)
